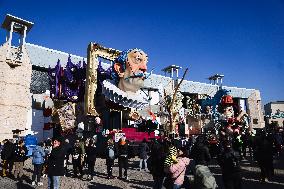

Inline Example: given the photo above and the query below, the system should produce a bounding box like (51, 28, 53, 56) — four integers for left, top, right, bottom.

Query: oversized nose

(139, 61, 147, 72)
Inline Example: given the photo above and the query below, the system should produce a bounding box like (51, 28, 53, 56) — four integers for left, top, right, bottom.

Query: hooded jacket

(32, 145, 45, 164)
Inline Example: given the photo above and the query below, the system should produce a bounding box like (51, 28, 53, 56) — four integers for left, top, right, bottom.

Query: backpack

(108, 147, 115, 159)
(195, 165, 217, 189)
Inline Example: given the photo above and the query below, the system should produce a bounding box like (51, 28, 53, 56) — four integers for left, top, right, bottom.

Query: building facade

(264, 101, 284, 128)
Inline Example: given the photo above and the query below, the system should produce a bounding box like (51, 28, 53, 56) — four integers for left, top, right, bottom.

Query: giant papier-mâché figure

(101, 48, 150, 109)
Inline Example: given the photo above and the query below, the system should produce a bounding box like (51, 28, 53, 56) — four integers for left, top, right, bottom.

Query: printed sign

(115, 133, 125, 142)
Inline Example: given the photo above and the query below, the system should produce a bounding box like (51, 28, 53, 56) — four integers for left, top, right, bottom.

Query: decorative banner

(114, 132, 125, 142)
(57, 103, 76, 131)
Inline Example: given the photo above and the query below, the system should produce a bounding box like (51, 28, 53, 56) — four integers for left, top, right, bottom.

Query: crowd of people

(0, 128, 283, 189)
(147, 128, 284, 189)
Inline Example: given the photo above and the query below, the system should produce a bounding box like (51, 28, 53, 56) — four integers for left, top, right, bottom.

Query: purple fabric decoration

(49, 56, 86, 102)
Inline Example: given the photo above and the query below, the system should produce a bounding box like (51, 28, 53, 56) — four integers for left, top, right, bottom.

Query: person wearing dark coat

(254, 131, 274, 182)
(117, 137, 129, 180)
(85, 139, 97, 180)
(139, 138, 150, 171)
(105, 138, 116, 179)
(63, 139, 72, 177)
(274, 131, 283, 156)
(191, 135, 211, 165)
(218, 139, 242, 189)
(1, 139, 15, 177)
(241, 132, 249, 159)
(149, 140, 166, 189)
(47, 137, 66, 189)
(71, 140, 83, 178)
(13, 140, 28, 181)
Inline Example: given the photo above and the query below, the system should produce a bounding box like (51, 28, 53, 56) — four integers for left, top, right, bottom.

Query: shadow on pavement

(16, 181, 34, 189)
(127, 177, 153, 187)
(209, 154, 284, 189)
(88, 182, 121, 189)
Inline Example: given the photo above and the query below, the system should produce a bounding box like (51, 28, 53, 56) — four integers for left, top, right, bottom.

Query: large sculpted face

(114, 49, 148, 93)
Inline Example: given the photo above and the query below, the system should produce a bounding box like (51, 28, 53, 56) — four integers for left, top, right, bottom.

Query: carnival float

(47, 42, 250, 144)
(48, 43, 159, 143)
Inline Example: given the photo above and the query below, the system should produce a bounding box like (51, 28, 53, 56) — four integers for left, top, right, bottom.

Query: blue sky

(0, 0, 283, 105)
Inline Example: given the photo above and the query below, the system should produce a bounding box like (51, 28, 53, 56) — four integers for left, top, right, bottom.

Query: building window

(253, 119, 258, 124)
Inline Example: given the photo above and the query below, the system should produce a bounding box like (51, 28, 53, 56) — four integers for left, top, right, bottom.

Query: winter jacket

(32, 146, 45, 164)
(86, 145, 97, 162)
(47, 145, 66, 176)
(79, 141, 85, 154)
(191, 143, 211, 165)
(139, 142, 149, 159)
(150, 155, 166, 177)
(117, 143, 128, 157)
(64, 142, 73, 158)
(14, 144, 28, 162)
(1, 141, 15, 160)
(72, 146, 82, 163)
(150, 142, 166, 177)
(106, 144, 115, 160)
(255, 135, 273, 162)
(167, 157, 190, 185)
(218, 148, 241, 180)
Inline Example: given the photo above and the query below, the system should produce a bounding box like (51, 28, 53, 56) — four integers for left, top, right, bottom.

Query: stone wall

(247, 90, 265, 129)
(0, 42, 32, 141)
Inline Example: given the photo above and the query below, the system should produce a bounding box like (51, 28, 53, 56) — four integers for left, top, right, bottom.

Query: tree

(164, 68, 188, 134)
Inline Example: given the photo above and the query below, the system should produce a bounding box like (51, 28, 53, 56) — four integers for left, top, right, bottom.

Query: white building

(264, 101, 284, 127)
